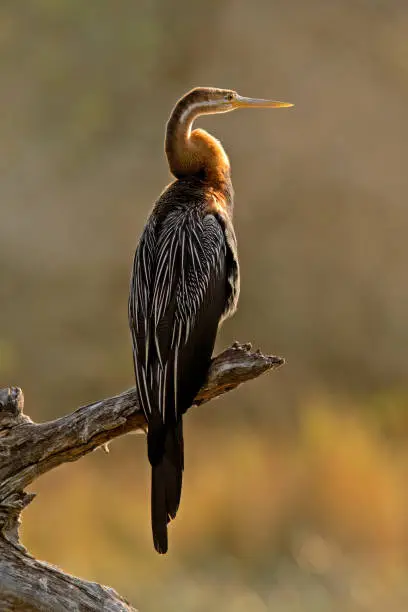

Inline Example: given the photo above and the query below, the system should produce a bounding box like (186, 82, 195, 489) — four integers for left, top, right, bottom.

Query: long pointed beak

(234, 95, 294, 109)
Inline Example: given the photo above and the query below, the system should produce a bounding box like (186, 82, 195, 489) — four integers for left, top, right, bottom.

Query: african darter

(129, 87, 292, 553)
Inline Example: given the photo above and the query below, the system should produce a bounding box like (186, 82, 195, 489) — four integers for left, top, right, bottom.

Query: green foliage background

(1, 1, 408, 609)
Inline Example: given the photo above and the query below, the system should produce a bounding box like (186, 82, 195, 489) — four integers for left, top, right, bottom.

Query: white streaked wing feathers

(130, 209, 226, 422)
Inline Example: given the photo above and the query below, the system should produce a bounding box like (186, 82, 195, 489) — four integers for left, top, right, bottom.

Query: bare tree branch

(0, 342, 284, 611)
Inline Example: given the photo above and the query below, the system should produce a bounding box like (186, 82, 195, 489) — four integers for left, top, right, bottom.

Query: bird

(128, 87, 293, 554)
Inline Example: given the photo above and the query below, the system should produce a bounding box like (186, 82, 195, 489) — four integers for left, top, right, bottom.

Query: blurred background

(1, 0, 408, 610)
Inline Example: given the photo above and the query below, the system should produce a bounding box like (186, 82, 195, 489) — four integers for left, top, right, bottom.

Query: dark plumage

(129, 87, 292, 553)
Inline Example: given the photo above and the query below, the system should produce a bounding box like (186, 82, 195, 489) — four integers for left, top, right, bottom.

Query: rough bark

(0, 342, 284, 611)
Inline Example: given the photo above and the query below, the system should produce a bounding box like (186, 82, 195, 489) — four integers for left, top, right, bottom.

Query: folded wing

(130, 208, 228, 426)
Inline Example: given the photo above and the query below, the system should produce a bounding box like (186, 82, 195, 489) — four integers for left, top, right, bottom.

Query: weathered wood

(0, 342, 284, 611)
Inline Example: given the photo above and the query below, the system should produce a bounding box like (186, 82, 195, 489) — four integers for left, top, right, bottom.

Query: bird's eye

(225, 93, 234, 101)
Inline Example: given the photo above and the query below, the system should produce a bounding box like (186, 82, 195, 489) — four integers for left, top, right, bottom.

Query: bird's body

(129, 87, 292, 553)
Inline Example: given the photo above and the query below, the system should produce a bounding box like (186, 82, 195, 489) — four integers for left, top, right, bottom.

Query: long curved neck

(165, 98, 230, 186)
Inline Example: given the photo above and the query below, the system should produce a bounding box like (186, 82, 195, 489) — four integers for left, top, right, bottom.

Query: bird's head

(166, 87, 293, 180)
(181, 87, 293, 116)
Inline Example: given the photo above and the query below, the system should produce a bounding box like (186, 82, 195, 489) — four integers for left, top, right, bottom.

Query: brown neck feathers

(165, 94, 230, 187)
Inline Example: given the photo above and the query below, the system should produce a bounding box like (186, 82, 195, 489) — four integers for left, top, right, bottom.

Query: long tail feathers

(149, 421, 184, 554)
(151, 462, 169, 554)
